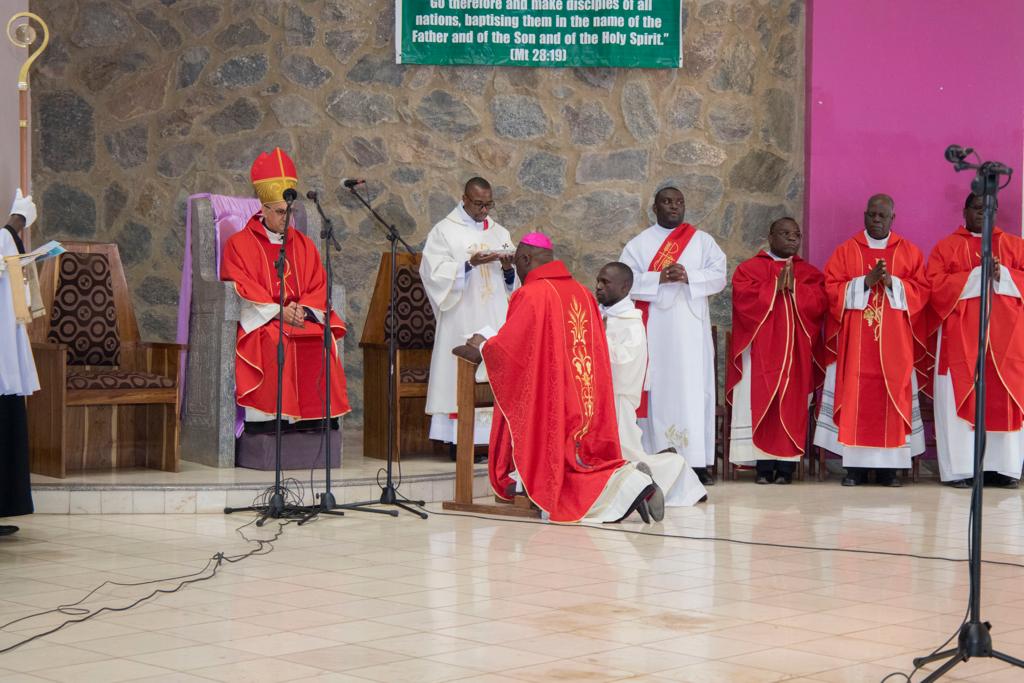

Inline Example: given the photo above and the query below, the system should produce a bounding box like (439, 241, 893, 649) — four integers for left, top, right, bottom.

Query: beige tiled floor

(2, 482, 1023, 681)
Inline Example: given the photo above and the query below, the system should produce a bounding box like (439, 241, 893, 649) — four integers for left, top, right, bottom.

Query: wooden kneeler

(442, 356, 541, 518)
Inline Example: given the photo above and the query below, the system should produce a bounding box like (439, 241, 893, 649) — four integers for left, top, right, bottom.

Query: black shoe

(949, 479, 971, 489)
(775, 476, 791, 485)
(633, 484, 657, 523)
(841, 477, 859, 487)
(611, 484, 658, 524)
(756, 476, 771, 485)
(474, 453, 488, 464)
(695, 468, 715, 486)
(634, 463, 665, 522)
(697, 494, 708, 503)
(0, 526, 18, 536)
(1003, 478, 1020, 490)
(877, 474, 902, 487)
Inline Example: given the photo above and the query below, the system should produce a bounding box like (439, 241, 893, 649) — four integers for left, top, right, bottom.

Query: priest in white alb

(595, 261, 707, 506)
(420, 177, 516, 447)
(619, 186, 727, 485)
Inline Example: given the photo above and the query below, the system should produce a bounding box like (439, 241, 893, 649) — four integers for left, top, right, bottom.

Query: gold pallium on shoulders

(568, 297, 595, 440)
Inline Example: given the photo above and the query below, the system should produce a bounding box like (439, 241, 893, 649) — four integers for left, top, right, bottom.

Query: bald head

(595, 261, 633, 307)
(864, 194, 895, 240)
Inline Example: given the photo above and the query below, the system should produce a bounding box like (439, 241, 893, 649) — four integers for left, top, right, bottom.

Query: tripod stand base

(913, 621, 1024, 681)
(341, 483, 427, 519)
(224, 491, 307, 526)
(296, 490, 401, 522)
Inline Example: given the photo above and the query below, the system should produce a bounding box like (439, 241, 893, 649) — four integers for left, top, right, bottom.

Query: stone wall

(29, 0, 805, 425)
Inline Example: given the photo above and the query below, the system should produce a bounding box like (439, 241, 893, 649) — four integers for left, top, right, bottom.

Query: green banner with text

(396, 0, 682, 69)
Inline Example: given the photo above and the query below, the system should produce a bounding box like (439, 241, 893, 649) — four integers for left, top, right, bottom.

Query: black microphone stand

(910, 150, 1021, 680)
(344, 183, 427, 518)
(225, 190, 307, 525)
(299, 191, 394, 522)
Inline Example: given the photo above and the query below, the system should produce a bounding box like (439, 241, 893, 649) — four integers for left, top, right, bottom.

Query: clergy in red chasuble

(727, 218, 828, 485)
(453, 234, 661, 524)
(220, 148, 349, 424)
(813, 194, 929, 486)
(927, 193, 1024, 489)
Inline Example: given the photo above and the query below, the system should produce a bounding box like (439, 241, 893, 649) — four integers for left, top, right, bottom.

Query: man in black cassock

(1, 189, 39, 536)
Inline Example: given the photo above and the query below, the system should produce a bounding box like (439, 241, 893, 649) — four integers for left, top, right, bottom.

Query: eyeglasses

(262, 204, 294, 218)
(466, 199, 495, 210)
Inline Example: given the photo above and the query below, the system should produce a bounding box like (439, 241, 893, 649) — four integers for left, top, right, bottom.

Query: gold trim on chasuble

(863, 288, 884, 342)
(568, 296, 596, 444)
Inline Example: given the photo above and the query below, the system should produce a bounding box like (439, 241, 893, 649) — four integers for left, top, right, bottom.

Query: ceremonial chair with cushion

(360, 252, 443, 461)
(26, 242, 184, 478)
(180, 194, 346, 469)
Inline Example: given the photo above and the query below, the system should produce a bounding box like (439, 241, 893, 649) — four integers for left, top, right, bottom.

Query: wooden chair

(360, 252, 442, 461)
(711, 324, 722, 480)
(722, 329, 807, 482)
(911, 394, 932, 483)
(26, 242, 184, 477)
(443, 357, 539, 518)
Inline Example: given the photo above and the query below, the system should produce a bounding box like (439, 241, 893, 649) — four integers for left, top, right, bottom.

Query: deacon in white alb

(595, 261, 707, 506)
(620, 186, 727, 485)
(420, 177, 516, 446)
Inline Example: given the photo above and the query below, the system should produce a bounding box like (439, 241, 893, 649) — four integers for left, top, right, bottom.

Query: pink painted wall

(806, 0, 1024, 265)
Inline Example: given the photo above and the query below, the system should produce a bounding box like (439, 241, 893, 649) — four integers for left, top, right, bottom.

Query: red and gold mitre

(250, 147, 298, 205)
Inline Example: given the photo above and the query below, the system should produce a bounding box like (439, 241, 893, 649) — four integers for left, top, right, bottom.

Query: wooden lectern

(442, 356, 540, 518)
(359, 252, 443, 461)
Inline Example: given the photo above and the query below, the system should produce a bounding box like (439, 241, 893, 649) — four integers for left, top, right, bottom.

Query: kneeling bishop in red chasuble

(454, 233, 661, 524)
(220, 147, 350, 422)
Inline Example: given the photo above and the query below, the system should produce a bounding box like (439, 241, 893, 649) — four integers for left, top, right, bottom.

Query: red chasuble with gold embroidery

(927, 226, 1024, 430)
(824, 232, 929, 448)
(221, 215, 350, 420)
(485, 260, 628, 523)
(727, 253, 828, 459)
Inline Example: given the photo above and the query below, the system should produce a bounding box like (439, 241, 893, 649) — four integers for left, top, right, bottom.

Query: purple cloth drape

(177, 194, 262, 436)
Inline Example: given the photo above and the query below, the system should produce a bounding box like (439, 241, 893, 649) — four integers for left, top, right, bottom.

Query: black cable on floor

(413, 502, 992, 683)
(0, 505, 294, 653)
(415, 503, 1024, 570)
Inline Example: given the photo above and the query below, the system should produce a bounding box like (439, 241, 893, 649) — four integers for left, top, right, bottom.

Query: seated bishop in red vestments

(220, 147, 349, 424)
(454, 233, 660, 524)
(727, 218, 828, 484)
